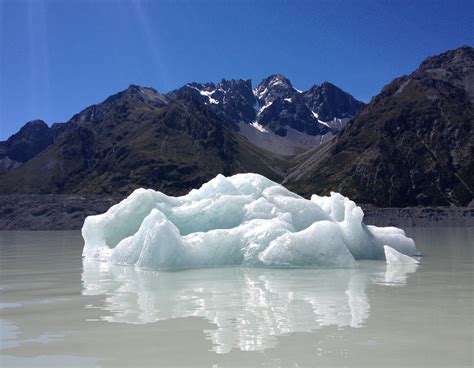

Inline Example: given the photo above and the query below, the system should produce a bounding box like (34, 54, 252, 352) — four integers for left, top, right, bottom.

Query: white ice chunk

(384, 245, 419, 265)
(82, 173, 417, 270)
(371, 226, 418, 256)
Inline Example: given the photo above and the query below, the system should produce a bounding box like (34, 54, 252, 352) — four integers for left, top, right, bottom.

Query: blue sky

(0, 0, 472, 139)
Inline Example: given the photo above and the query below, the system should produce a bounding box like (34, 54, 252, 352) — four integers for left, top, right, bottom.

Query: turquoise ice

(82, 173, 417, 270)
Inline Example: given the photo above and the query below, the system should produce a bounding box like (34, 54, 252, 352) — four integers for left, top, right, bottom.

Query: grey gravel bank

(0, 194, 122, 230)
(0, 194, 472, 230)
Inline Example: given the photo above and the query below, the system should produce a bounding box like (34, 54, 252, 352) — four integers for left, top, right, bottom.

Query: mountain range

(0, 46, 472, 207)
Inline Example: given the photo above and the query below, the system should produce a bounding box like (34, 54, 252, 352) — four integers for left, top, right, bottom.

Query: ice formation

(82, 173, 417, 270)
(384, 245, 419, 265)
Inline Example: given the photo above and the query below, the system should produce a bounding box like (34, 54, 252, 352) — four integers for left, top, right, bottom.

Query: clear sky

(0, 0, 472, 139)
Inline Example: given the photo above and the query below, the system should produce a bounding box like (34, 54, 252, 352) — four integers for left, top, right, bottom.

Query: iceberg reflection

(82, 260, 416, 353)
(376, 263, 419, 286)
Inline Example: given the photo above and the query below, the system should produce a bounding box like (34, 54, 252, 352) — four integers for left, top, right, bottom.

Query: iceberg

(82, 173, 417, 269)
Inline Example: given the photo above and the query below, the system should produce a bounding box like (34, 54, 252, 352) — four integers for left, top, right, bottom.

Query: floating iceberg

(82, 173, 417, 269)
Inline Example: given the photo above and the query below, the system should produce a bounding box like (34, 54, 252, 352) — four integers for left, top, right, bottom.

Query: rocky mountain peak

(0, 119, 53, 166)
(254, 74, 297, 104)
(21, 119, 48, 129)
(414, 45, 474, 102)
(13, 120, 50, 138)
(303, 82, 366, 121)
(69, 84, 169, 125)
(91, 84, 169, 110)
(120, 84, 169, 106)
(417, 45, 474, 73)
(319, 81, 338, 89)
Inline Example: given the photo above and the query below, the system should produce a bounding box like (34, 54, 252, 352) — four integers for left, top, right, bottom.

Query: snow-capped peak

(254, 74, 296, 105)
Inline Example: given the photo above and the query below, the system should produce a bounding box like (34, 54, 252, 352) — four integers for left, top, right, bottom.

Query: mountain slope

(285, 46, 474, 207)
(0, 89, 289, 195)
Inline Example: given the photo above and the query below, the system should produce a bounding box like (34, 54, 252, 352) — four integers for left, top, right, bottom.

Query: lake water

(0, 228, 472, 367)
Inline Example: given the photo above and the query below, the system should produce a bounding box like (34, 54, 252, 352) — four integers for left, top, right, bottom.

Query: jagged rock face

(415, 46, 474, 102)
(254, 75, 329, 137)
(253, 75, 365, 135)
(254, 74, 296, 104)
(286, 46, 474, 207)
(166, 75, 365, 154)
(170, 75, 365, 138)
(303, 82, 366, 121)
(216, 79, 257, 125)
(0, 120, 54, 173)
(257, 92, 325, 136)
(168, 79, 257, 126)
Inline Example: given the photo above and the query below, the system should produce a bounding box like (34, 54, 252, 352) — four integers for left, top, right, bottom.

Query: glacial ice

(82, 173, 417, 270)
(384, 245, 419, 265)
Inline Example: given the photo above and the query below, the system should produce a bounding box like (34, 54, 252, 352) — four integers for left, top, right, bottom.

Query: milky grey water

(0, 228, 472, 367)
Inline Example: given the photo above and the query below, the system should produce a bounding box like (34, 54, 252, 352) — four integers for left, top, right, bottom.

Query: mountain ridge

(169, 74, 365, 154)
(1, 75, 364, 159)
(0, 46, 472, 208)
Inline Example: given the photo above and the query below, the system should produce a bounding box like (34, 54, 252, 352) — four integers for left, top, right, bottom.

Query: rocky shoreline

(0, 194, 472, 231)
(0, 194, 122, 231)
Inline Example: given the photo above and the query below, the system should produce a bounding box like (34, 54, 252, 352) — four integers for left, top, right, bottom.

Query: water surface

(0, 228, 472, 367)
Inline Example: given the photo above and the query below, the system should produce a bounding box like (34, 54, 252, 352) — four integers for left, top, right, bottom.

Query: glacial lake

(0, 228, 472, 367)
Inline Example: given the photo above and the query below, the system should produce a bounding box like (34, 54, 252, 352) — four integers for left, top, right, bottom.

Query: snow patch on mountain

(250, 122, 269, 133)
(258, 101, 273, 115)
(187, 85, 220, 104)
